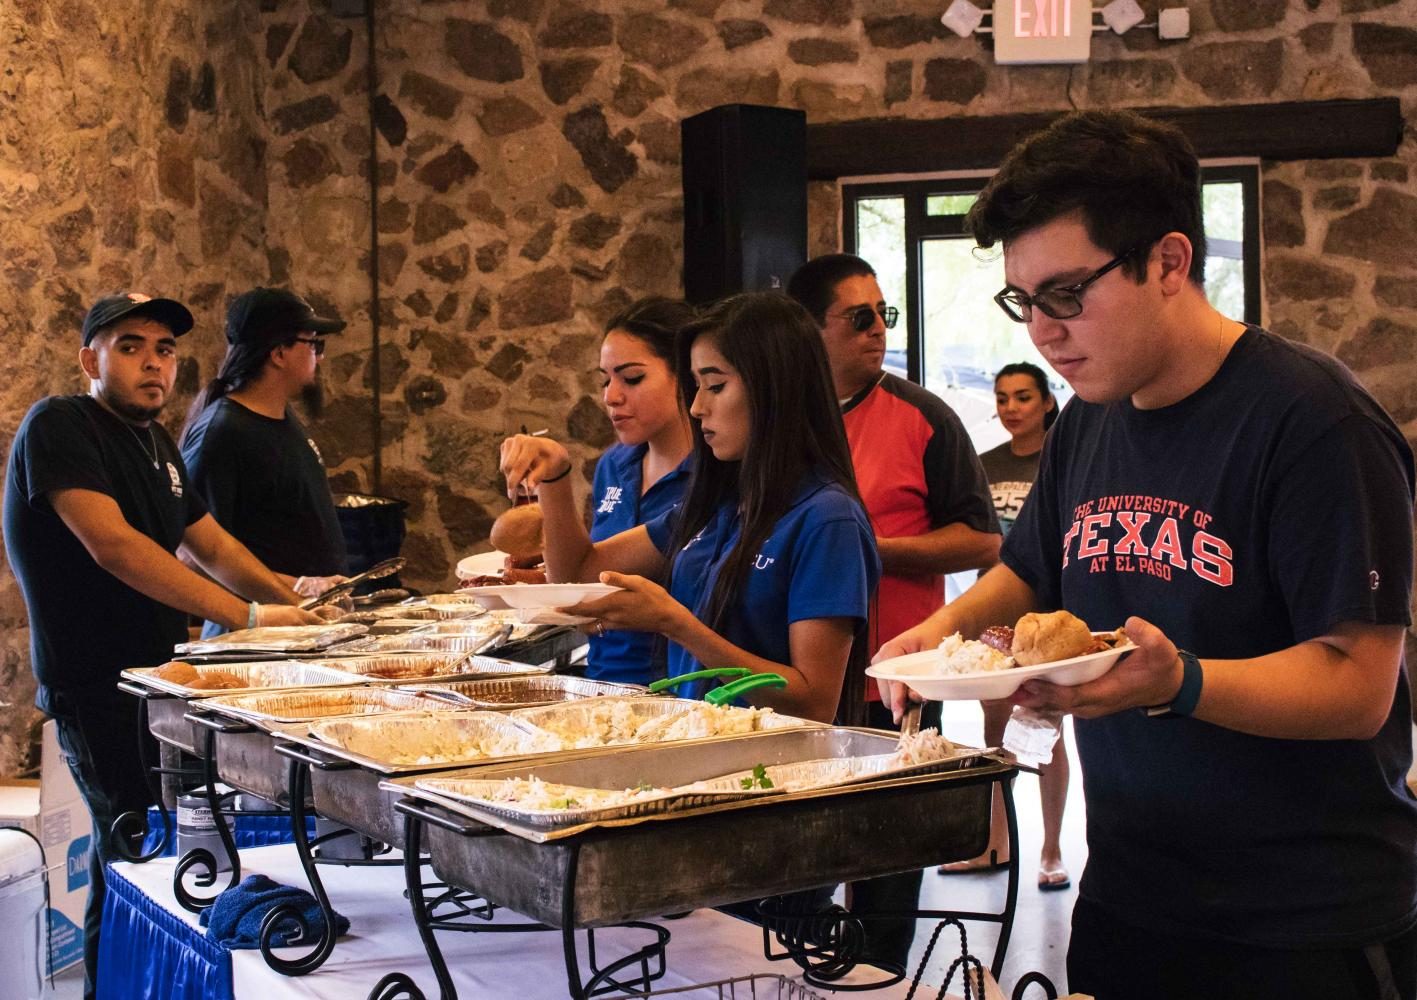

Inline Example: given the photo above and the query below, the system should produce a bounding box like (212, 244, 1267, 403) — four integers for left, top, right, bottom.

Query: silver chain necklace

(125, 422, 159, 469)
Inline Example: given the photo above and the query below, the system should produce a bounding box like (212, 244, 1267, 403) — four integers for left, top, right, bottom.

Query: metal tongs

(300, 556, 407, 610)
(648, 667, 788, 706)
(898, 701, 923, 746)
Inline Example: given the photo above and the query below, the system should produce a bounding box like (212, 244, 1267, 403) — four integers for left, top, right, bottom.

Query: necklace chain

(125, 422, 159, 469)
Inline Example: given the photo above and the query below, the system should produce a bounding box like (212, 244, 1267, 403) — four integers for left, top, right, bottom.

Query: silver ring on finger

(594, 620, 606, 638)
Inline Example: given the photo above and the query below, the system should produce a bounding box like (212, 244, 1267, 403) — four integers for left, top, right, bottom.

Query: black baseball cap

(226, 288, 346, 348)
(81, 293, 195, 346)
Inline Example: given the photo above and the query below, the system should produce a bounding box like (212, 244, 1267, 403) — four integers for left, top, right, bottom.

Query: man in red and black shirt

(789, 254, 1000, 970)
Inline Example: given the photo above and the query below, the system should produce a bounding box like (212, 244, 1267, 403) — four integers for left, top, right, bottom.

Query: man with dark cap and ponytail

(182, 288, 349, 635)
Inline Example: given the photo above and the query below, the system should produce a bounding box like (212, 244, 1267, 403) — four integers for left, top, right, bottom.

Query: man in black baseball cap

(6, 290, 325, 1000)
(181, 288, 350, 635)
(80, 291, 194, 346)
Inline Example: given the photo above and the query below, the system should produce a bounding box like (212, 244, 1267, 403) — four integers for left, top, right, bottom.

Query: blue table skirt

(99, 863, 233, 1000)
(141, 807, 313, 856)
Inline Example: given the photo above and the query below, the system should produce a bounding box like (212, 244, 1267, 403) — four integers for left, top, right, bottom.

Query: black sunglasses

(994, 245, 1142, 323)
(293, 336, 326, 357)
(832, 304, 900, 332)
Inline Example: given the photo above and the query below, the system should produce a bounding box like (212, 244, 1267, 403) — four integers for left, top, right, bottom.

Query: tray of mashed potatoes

(508, 697, 809, 751)
(866, 610, 1134, 701)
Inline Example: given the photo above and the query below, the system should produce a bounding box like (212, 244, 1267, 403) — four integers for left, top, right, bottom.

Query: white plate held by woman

(866, 639, 1135, 701)
(459, 582, 622, 613)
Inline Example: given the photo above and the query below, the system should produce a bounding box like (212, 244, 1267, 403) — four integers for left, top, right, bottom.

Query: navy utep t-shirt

(1003, 327, 1417, 947)
(4, 396, 208, 692)
(585, 442, 689, 685)
(645, 473, 880, 701)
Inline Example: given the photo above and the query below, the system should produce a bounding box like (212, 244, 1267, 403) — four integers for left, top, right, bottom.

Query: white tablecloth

(111, 844, 917, 998)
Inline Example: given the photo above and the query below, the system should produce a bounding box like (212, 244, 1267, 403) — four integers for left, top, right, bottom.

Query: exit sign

(993, 0, 1093, 64)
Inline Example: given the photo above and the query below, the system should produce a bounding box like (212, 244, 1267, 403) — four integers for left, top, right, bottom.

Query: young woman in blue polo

(583, 297, 696, 684)
(500, 293, 879, 723)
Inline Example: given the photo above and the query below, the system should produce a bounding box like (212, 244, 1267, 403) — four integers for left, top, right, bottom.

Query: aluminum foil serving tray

(120, 661, 373, 756)
(399, 675, 648, 710)
(175, 622, 369, 655)
(301, 653, 475, 682)
(383, 728, 1011, 927)
(508, 696, 809, 749)
(121, 660, 367, 699)
(197, 686, 447, 726)
(391, 728, 987, 841)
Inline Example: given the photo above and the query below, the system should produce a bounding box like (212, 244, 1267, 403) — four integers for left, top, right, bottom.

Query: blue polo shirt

(644, 473, 879, 701)
(586, 443, 690, 684)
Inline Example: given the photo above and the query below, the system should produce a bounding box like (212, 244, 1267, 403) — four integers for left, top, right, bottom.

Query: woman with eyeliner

(499, 292, 879, 723)
(938, 361, 1071, 891)
(579, 297, 697, 684)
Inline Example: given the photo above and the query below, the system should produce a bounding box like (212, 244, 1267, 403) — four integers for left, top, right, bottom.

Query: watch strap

(1145, 649, 1203, 718)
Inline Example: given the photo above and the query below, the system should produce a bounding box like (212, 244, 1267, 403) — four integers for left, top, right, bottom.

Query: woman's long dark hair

(603, 296, 698, 365)
(668, 292, 862, 636)
(996, 361, 1058, 431)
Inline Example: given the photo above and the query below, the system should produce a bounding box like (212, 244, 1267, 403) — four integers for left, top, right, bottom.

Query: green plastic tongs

(647, 667, 788, 706)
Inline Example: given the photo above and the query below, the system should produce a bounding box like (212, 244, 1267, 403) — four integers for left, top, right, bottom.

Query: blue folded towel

(199, 874, 350, 948)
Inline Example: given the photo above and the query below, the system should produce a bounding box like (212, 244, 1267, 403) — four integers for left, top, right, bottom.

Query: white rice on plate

(936, 633, 1014, 675)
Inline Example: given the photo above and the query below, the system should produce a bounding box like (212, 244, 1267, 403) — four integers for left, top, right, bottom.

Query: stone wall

(0, 0, 1413, 773)
(260, 0, 1416, 597)
(0, 0, 271, 773)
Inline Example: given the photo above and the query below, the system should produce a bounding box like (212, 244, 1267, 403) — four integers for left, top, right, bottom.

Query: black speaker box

(680, 104, 807, 306)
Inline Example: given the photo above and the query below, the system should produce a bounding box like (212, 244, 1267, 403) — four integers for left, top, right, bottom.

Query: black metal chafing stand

(370, 752, 1022, 1000)
(109, 622, 589, 957)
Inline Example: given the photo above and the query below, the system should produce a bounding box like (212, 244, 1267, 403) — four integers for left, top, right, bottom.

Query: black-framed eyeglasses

(293, 336, 326, 357)
(831, 304, 899, 332)
(993, 245, 1142, 323)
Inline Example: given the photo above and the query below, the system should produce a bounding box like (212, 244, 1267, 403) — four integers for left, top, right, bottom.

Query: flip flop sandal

(937, 849, 1009, 875)
(1038, 864, 1071, 891)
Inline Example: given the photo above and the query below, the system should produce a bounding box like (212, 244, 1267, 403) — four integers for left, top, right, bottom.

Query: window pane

(854, 197, 909, 374)
(919, 239, 1071, 454)
(1202, 180, 1246, 320)
(1206, 255, 1246, 321)
(926, 193, 978, 216)
(1202, 181, 1243, 242)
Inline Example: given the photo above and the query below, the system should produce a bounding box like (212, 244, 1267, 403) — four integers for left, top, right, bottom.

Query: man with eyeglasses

(788, 254, 1000, 972)
(181, 288, 349, 635)
(878, 110, 1417, 999)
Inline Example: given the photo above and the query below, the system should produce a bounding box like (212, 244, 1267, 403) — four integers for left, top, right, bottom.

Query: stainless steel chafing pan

(383, 728, 1010, 926)
(267, 710, 570, 846)
(119, 661, 371, 757)
(398, 675, 648, 710)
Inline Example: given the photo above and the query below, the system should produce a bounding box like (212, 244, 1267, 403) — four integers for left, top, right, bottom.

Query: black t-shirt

(1003, 327, 1417, 948)
(181, 398, 346, 577)
(4, 396, 208, 691)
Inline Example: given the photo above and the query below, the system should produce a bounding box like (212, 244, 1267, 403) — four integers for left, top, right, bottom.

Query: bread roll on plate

(489, 504, 544, 564)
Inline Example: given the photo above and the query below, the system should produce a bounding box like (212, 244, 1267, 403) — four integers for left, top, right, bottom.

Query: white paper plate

(456, 550, 511, 580)
(459, 582, 622, 612)
(866, 640, 1135, 701)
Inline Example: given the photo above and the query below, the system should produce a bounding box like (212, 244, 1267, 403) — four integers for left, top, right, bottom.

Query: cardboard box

(0, 720, 90, 975)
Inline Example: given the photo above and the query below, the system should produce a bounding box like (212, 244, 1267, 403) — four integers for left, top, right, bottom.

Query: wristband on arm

(540, 461, 573, 484)
(247, 601, 259, 630)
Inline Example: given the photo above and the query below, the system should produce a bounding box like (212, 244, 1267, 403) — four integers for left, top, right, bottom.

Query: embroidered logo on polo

(1061, 494, 1233, 587)
(752, 554, 776, 571)
(166, 462, 183, 498)
(597, 486, 624, 515)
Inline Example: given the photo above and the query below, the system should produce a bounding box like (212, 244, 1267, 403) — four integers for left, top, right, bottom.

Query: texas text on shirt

(1002, 326, 1417, 948)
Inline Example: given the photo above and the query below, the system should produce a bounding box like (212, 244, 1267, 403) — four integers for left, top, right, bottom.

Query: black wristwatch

(1144, 650, 1203, 719)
